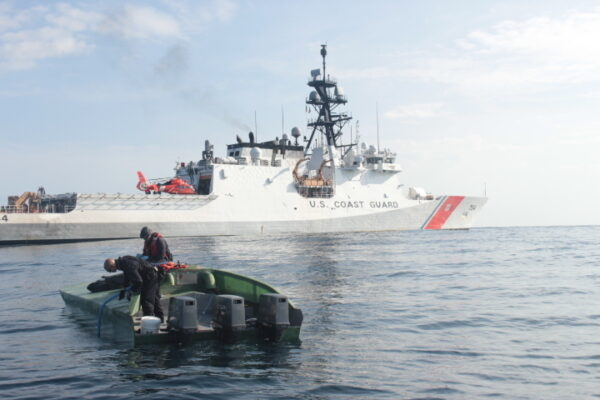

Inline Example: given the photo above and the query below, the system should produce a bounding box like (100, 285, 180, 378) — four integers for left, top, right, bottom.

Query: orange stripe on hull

(424, 196, 465, 230)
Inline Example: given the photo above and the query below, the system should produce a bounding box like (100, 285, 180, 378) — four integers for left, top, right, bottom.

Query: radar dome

(250, 147, 262, 161)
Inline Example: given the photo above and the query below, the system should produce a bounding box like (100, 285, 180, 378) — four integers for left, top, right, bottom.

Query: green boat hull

(60, 267, 302, 345)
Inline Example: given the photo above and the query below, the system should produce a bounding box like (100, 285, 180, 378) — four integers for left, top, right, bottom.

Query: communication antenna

(350, 125, 353, 148)
(281, 105, 284, 135)
(254, 111, 258, 142)
(376, 102, 380, 153)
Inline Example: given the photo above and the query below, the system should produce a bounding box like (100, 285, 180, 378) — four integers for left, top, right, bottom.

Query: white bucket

(140, 316, 161, 335)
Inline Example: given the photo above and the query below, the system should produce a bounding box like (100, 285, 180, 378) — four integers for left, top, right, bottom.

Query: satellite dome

(291, 127, 301, 138)
(250, 147, 262, 161)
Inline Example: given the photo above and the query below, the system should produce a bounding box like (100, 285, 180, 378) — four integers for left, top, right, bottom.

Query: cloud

(45, 3, 101, 33)
(0, 4, 99, 70)
(459, 12, 600, 61)
(385, 102, 447, 120)
(344, 8, 600, 95)
(99, 5, 183, 40)
(555, 131, 600, 146)
(395, 134, 511, 158)
(0, 1, 238, 72)
(1, 27, 91, 70)
(209, 0, 237, 23)
(442, 9, 600, 91)
(0, 3, 38, 33)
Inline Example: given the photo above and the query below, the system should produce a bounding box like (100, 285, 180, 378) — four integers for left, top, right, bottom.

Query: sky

(1, 0, 600, 228)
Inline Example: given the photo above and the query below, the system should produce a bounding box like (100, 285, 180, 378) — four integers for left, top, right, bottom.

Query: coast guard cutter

(0, 46, 487, 244)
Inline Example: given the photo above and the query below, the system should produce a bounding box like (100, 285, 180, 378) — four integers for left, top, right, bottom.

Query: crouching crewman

(103, 256, 164, 322)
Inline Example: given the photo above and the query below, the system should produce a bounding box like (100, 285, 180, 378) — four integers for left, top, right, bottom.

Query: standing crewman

(103, 256, 164, 322)
(140, 226, 173, 263)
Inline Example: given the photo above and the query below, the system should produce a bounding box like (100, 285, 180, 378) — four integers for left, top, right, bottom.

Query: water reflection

(113, 341, 301, 383)
(291, 235, 345, 327)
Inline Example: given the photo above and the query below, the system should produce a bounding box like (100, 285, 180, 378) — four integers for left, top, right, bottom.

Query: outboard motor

(258, 293, 290, 342)
(213, 295, 245, 343)
(168, 296, 198, 335)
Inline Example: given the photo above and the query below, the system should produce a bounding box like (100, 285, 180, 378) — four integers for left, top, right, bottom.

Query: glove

(118, 290, 125, 300)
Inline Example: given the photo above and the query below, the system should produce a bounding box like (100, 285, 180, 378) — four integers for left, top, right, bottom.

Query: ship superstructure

(0, 46, 487, 244)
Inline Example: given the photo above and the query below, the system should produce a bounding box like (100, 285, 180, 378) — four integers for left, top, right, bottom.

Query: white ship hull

(1, 46, 488, 244)
(0, 163, 486, 244)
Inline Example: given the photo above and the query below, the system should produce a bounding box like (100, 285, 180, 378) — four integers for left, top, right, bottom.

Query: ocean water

(1, 226, 600, 399)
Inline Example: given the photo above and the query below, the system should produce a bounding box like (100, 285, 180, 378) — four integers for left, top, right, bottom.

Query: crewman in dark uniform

(103, 256, 164, 322)
(140, 226, 173, 263)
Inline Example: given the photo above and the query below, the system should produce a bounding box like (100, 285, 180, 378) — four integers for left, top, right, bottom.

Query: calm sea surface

(1, 226, 600, 399)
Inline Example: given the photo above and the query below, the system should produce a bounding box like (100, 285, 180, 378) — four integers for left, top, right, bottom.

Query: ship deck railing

(74, 193, 218, 211)
(1, 193, 219, 213)
(0, 205, 75, 214)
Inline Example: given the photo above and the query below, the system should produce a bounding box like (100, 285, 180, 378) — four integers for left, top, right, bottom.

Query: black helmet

(140, 226, 152, 239)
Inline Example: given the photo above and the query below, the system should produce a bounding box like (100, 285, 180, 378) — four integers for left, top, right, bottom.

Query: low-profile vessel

(60, 266, 302, 345)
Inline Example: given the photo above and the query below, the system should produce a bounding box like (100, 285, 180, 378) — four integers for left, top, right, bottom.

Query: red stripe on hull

(424, 196, 465, 230)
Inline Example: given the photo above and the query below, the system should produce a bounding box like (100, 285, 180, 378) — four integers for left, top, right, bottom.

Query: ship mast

(305, 45, 353, 159)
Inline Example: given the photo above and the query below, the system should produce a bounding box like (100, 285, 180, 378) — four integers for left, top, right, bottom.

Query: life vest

(158, 261, 188, 270)
(144, 232, 173, 261)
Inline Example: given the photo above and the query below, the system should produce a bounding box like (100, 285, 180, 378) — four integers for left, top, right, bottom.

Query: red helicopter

(136, 171, 196, 195)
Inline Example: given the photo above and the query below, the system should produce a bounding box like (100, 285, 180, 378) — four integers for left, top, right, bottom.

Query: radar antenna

(304, 45, 353, 156)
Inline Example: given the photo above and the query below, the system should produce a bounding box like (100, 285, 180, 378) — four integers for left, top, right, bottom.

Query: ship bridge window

(229, 151, 234, 156)
(235, 151, 240, 157)
(385, 158, 394, 163)
(366, 157, 383, 164)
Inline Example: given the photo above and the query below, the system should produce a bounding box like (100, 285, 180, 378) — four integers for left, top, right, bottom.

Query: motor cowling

(213, 294, 245, 342)
(258, 293, 290, 342)
(167, 296, 198, 333)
